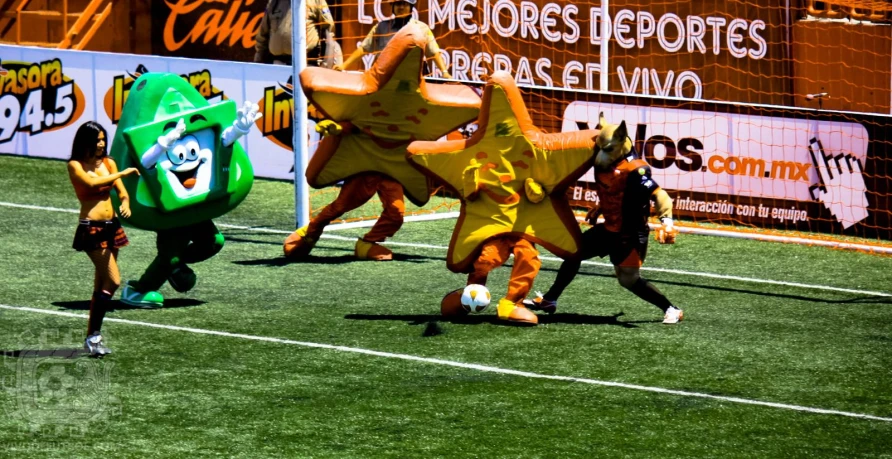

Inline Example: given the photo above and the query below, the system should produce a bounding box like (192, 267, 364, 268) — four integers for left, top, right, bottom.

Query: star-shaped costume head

(299, 24, 480, 206)
(407, 71, 600, 272)
(110, 73, 254, 231)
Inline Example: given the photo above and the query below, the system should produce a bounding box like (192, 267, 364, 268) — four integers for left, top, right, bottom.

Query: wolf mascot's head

(593, 112, 634, 170)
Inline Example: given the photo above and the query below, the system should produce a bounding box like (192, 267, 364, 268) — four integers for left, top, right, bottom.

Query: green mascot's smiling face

(123, 96, 236, 213)
(110, 73, 253, 231)
(157, 117, 216, 198)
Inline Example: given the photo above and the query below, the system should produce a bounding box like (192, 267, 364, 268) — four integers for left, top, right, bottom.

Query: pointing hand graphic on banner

(808, 137, 869, 229)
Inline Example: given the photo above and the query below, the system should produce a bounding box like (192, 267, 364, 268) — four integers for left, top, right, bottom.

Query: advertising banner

(341, 0, 792, 105)
(150, 0, 267, 63)
(1, 45, 889, 239)
(556, 91, 891, 240)
(0, 45, 317, 181)
(0, 47, 93, 160)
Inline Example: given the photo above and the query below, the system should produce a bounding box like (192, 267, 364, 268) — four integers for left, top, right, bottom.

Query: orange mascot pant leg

(362, 177, 405, 243)
(505, 239, 540, 303)
(467, 237, 540, 302)
(467, 237, 513, 286)
(306, 175, 378, 240)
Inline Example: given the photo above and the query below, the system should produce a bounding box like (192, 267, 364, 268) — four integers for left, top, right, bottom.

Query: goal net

(312, 0, 892, 248)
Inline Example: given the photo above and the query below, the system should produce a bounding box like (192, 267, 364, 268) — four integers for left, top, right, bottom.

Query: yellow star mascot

(408, 72, 599, 325)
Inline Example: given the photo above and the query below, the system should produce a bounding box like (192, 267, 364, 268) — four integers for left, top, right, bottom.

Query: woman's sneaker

(522, 291, 557, 314)
(84, 333, 112, 357)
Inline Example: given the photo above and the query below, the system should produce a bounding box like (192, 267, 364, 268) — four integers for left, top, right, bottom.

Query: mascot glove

(585, 205, 601, 225)
(315, 120, 343, 137)
(655, 218, 678, 244)
(233, 101, 262, 135)
(524, 178, 546, 203)
(462, 161, 482, 201)
(157, 118, 187, 150)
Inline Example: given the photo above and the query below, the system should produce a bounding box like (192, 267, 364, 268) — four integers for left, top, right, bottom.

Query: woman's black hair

(70, 121, 108, 162)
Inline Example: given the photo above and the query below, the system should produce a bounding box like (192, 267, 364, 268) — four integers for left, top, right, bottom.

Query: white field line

(3, 201, 891, 298)
(305, 208, 892, 255)
(0, 201, 457, 228)
(224, 224, 892, 299)
(669, 225, 892, 255)
(5, 199, 892, 254)
(0, 304, 890, 423)
(315, 211, 460, 230)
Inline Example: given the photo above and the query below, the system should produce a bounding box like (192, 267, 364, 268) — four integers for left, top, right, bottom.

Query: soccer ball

(460, 284, 491, 313)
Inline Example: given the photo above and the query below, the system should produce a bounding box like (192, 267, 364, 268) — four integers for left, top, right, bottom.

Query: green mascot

(110, 73, 260, 308)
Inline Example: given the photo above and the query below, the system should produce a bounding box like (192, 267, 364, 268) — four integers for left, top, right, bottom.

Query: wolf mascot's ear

(615, 120, 629, 146)
(594, 115, 633, 170)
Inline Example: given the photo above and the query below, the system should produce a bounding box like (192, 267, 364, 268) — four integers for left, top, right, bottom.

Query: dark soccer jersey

(593, 157, 660, 234)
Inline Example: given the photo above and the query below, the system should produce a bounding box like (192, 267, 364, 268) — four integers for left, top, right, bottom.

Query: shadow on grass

(234, 255, 356, 266)
(228, 232, 891, 304)
(234, 252, 436, 267)
(640, 276, 892, 305)
(224, 235, 292, 246)
(51, 299, 205, 311)
(0, 348, 88, 359)
(539, 266, 892, 305)
(344, 312, 642, 328)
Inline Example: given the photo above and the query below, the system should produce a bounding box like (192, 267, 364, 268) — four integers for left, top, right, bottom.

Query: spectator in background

(320, 29, 344, 69)
(254, 0, 335, 66)
(334, 0, 451, 78)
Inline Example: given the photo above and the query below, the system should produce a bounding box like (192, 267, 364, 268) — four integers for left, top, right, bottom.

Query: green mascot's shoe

(168, 265, 197, 293)
(120, 281, 164, 308)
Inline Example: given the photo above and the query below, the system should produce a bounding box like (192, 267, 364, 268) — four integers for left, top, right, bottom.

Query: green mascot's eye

(168, 144, 188, 165)
(185, 138, 200, 160)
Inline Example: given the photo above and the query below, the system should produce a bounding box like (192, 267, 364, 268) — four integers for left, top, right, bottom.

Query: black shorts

(579, 224, 649, 267)
(73, 218, 129, 252)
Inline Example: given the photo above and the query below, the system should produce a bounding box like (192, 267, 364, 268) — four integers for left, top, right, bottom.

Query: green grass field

(1, 154, 890, 458)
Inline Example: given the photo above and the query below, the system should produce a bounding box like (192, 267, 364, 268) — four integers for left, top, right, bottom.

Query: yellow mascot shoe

(355, 238, 393, 261)
(283, 226, 317, 258)
(496, 298, 538, 325)
(440, 288, 469, 317)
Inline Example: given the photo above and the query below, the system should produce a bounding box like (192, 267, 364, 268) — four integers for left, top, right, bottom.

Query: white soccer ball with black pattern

(460, 284, 491, 313)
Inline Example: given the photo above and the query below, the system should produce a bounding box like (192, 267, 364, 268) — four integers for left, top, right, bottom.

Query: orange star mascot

(284, 24, 480, 260)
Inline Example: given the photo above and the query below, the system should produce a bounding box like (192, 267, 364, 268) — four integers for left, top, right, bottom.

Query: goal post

(292, 0, 311, 228)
